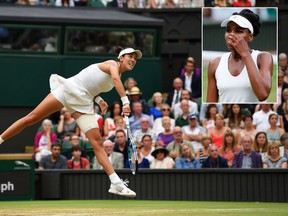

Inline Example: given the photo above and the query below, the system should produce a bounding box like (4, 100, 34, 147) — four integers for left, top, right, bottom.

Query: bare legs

(1, 93, 63, 141)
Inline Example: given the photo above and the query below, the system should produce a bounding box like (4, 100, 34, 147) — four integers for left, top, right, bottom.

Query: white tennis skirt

(50, 74, 94, 114)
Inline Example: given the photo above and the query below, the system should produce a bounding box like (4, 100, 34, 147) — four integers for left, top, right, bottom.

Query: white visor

(118, 48, 142, 59)
(221, 15, 254, 34)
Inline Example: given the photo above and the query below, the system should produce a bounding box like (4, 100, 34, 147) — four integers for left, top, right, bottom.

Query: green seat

(88, 0, 105, 7)
(61, 139, 85, 154)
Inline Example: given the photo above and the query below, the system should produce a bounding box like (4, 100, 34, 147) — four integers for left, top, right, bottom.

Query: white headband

(118, 48, 142, 59)
(221, 15, 254, 34)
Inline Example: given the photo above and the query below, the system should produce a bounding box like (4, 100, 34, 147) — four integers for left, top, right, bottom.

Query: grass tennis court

(0, 200, 287, 216)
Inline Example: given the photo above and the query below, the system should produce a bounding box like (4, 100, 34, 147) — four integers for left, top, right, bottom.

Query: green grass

(0, 200, 287, 216)
(202, 64, 277, 103)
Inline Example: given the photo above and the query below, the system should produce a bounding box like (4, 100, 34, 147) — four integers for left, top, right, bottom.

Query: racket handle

(124, 115, 130, 129)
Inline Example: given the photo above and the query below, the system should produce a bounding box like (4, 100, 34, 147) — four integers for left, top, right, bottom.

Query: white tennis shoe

(108, 179, 136, 197)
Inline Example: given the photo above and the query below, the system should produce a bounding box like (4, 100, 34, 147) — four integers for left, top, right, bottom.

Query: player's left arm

(243, 52, 273, 101)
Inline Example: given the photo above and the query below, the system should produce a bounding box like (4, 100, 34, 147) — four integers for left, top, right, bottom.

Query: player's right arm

(207, 57, 220, 103)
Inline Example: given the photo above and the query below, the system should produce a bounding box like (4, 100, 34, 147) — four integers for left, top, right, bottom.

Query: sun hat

(221, 15, 254, 34)
(128, 87, 142, 95)
(118, 48, 142, 59)
(151, 146, 169, 158)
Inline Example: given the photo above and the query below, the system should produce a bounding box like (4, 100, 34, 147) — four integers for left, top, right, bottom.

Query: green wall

(0, 55, 162, 106)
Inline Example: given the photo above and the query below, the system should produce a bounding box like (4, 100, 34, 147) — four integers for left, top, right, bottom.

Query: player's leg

(73, 112, 136, 197)
(0, 93, 63, 142)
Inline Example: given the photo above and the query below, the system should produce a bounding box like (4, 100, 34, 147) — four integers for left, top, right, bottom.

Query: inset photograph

(202, 7, 278, 104)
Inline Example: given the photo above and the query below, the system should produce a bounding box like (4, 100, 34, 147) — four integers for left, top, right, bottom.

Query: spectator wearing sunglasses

(153, 103, 175, 136)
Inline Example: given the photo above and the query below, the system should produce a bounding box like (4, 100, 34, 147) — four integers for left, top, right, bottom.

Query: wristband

(121, 96, 130, 105)
(94, 96, 103, 105)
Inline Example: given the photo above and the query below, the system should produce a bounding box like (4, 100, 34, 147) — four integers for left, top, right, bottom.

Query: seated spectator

(103, 101, 122, 138)
(107, 115, 127, 141)
(93, 140, 124, 169)
(253, 131, 269, 161)
(140, 134, 155, 164)
(174, 90, 198, 119)
(133, 117, 157, 145)
(182, 113, 207, 152)
(279, 52, 288, 75)
(62, 133, 87, 160)
(237, 114, 257, 149)
(202, 144, 229, 168)
(281, 133, 288, 159)
(233, 0, 252, 7)
(150, 146, 175, 169)
(232, 135, 262, 168)
(175, 144, 201, 169)
(34, 119, 57, 162)
(202, 104, 218, 130)
(149, 92, 164, 124)
(175, 99, 190, 127)
(38, 142, 68, 169)
(125, 141, 150, 169)
(196, 134, 212, 166)
(113, 129, 128, 164)
(57, 107, 80, 141)
(128, 87, 149, 115)
(124, 77, 137, 95)
(166, 77, 183, 110)
(129, 101, 152, 134)
(224, 104, 244, 135)
(156, 117, 175, 148)
(263, 142, 287, 168)
(153, 103, 175, 135)
(167, 126, 194, 161)
(253, 104, 279, 132)
(67, 145, 90, 170)
(208, 114, 230, 149)
(266, 113, 285, 146)
(219, 131, 239, 167)
(199, 103, 223, 124)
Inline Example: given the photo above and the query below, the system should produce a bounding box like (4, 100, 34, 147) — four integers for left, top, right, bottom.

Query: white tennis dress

(215, 49, 261, 103)
(50, 63, 114, 114)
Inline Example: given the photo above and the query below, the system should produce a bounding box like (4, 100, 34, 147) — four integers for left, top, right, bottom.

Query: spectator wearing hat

(202, 144, 229, 168)
(182, 113, 207, 152)
(150, 146, 175, 169)
(128, 86, 149, 115)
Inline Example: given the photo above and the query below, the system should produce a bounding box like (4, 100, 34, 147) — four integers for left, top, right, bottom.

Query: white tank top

(71, 63, 114, 97)
(215, 50, 261, 103)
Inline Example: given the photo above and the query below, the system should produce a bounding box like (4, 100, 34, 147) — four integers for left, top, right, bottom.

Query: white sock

(109, 173, 121, 184)
(0, 136, 4, 145)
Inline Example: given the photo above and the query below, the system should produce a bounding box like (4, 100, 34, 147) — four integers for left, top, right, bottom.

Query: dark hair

(115, 129, 126, 136)
(51, 142, 61, 149)
(109, 101, 122, 119)
(242, 114, 253, 122)
(113, 46, 124, 57)
(233, 9, 261, 36)
(205, 104, 218, 120)
(141, 134, 152, 142)
(71, 145, 82, 152)
(228, 104, 242, 128)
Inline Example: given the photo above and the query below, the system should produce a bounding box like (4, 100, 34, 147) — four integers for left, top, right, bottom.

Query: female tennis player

(0, 46, 142, 197)
(207, 9, 273, 103)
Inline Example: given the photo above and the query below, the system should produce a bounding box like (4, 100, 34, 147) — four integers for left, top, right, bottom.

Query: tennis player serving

(0, 46, 142, 197)
(207, 9, 273, 103)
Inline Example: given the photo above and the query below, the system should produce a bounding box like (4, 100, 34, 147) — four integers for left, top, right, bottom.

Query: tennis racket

(124, 115, 138, 175)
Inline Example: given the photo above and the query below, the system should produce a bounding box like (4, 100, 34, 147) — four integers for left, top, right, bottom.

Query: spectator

(208, 113, 230, 149)
(62, 133, 87, 160)
(133, 117, 157, 145)
(103, 101, 122, 138)
(180, 58, 201, 101)
(219, 131, 239, 167)
(107, 0, 128, 8)
(153, 103, 175, 135)
(176, 143, 201, 169)
(266, 113, 285, 145)
(125, 141, 150, 168)
(202, 144, 229, 168)
(57, 107, 80, 141)
(277, 70, 288, 106)
(196, 134, 212, 166)
(55, 0, 75, 6)
(237, 114, 257, 149)
(253, 104, 279, 132)
(253, 131, 269, 162)
(38, 142, 68, 169)
(174, 89, 198, 119)
(124, 77, 137, 95)
(107, 115, 126, 141)
(67, 145, 90, 170)
(277, 90, 288, 132)
(167, 126, 194, 161)
(175, 99, 190, 127)
(281, 133, 288, 159)
(150, 146, 175, 169)
(93, 140, 124, 169)
(202, 104, 218, 130)
(149, 92, 164, 123)
(129, 101, 152, 134)
(232, 135, 262, 168)
(182, 113, 207, 152)
(34, 119, 57, 162)
(279, 53, 288, 76)
(166, 77, 183, 110)
(156, 116, 175, 147)
(233, 0, 252, 7)
(224, 104, 244, 134)
(263, 142, 287, 168)
(113, 129, 129, 164)
(128, 87, 149, 115)
(140, 134, 155, 164)
(199, 103, 223, 124)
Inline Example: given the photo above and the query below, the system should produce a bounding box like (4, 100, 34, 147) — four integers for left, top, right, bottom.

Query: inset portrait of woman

(202, 7, 277, 103)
